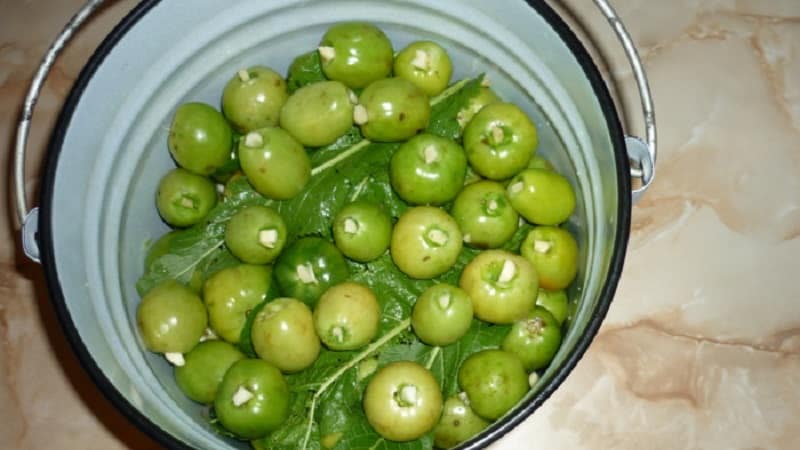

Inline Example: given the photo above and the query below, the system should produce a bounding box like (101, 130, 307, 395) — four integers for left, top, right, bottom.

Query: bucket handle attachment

(13, 0, 656, 264)
(593, 0, 657, 203)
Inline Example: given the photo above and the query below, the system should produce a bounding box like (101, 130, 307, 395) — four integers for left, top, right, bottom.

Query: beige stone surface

(1, 1, 798, 449)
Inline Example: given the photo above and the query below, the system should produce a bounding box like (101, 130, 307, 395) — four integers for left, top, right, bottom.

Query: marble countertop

(1, 1, 798, 449)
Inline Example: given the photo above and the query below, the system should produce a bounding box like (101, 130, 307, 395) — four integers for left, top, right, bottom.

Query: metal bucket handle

(12, 0, 656, 264)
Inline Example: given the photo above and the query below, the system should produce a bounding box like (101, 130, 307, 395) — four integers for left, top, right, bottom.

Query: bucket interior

(41, 0, 629, 448)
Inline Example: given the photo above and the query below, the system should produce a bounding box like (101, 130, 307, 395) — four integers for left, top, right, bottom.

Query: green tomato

(390, 206, 462, 279)
(280, 80, 355, 147)
(137, 280, 207, 353)
(313, 282, 380, 351)
(251, 298, 320, 373)
(363, 361, 443, 442)
(457, 86, 500, 129)
(433, 393, 490, 449)
(411, 284, 473, 346)
(155, 168, 217, 228)
(225, 205, 287, 265)
(389, 133, 467, 205)
(356, 78, 431, 142)
(222, 66, 288, 133)
(536, 288, 569, 326)
(238, 127, 311, 200)
(274, 237, 350, 307)
(457, 349, 528, 420)
(332, 201, 392, 263)
(459, 250, 538, 324)
(451, 180, 519, 249)
(521, 226, 579, 290)
(318, 22, 393, 88)
(168, 102, 232, 175)
(174, 340, 245, 404)
(501, 306, 562, 371)
(463, 102, 538, 180)
(507, 168, 576, 225)
(203, 264, 272, 344)
(393, 40, 453, 97)
(214, 359, 290, 439)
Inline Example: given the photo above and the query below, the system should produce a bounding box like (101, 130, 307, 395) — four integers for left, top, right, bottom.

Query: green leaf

(426, 76, 484, 141)
(287, 50, 326, 94)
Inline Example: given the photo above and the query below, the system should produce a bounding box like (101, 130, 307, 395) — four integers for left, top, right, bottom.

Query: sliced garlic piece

(232, 386, 255, 407)
(165, 352, 185, 367)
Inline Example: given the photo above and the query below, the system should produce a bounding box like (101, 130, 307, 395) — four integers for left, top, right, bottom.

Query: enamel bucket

(14, 0, 656, 448)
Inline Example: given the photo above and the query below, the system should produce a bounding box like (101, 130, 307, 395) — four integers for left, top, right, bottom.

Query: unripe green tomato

(225, 205, 287, 265)
(251, 298, 320, 373)
(520, 226, 579, 290)
(318, 22, 393, 89)
(168, 102, 232, 175)
(501, 306, 562, 371)
(390, 133, 466, 205)
(203, 264, 272, 344)
(433, 393, 490, 449)
(451, 180, 519, 249)
(174, 340, 245, 404)
(506, 168, 576, 225)
(213, 359, 290, 439)
(155, 168, 217, 228)
(313, 282, 380, 351)
(332, 201, 392, 263)
(393, 40, 453, 96)
(356, 78, 431, 142)
(463, 102, 538, 180)
(390, 206, 462, 279)
(459, 250, 538, 324)
(222, 66, 288, 133)
(457, 349, 528, 420)
(137, 280, 207, 354)
(238, 127, 310, 200)
(280, 80, 354, 147)
(411, 284, 473, 346)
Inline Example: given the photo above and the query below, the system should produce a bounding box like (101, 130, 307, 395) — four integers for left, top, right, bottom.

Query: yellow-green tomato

(521, 226, 579, 290)
(214, 359, 289, 439)
(203, 264, 272, 344)
(356, 78, 431, 142)
(390, 206, 462, 279)
(313, 282, 380, 351)
(433, 393, 490, 449)
(137, 280, 207, 353)
(318, 22, 393, 89)
(389, 133, 467, 205)
(224, 205, 287, 265)
(459, 250, 538, 324)
(155, 168, 217, 228)
(451, 180, 519, 249)
(238, 127, 310, 200)
(363, 361, 443, 442)
(221, 66, 288, 133)
(251, 298, 320, 373)
(463, 102, 538, 180)
(506, 168, 576, 225)
(175, 340, 245, 404)
(501, 306, 562, 371)
(411, 284, 473, 346)
(279, 80, 354, 147)
(457, 349, 528, 420)
(393, 40, 453, 96)
(168, 102, 233, 175)
(332, 201, 393, 263)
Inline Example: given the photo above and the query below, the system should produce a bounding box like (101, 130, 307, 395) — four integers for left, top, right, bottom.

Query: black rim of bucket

(38, 1, 631, 449)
